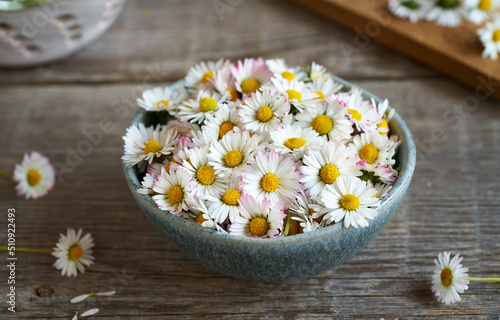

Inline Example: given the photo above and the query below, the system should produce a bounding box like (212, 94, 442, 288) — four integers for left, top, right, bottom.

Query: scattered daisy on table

(13, 151, 55, 199)
(52, 228, 95, 278)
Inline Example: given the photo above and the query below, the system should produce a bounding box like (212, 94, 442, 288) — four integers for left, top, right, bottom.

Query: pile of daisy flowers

(389, 0, 500, 59)
(122, 57, 402, 239)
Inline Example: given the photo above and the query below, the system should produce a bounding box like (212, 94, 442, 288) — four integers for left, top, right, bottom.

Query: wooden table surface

(1, 1, 500, 319)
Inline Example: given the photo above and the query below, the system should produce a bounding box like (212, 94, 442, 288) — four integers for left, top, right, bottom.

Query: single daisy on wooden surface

(52, 228, 94, 278)
(184, 58, 231, 90)
(318, 176, 380, 228)
(212, 66, 240, 102)
(241, 151, 300, 205)
(263, 77, 320, 113)
(350, 131, 396, 167)
(122, 124, 179, 171)
(465, 0, 499, 24)
(231, 58, 272, 95)
(265, 58, 307, 82)
(204, 104, 243, 140)
(308, 62, 330, 82)
(389, 0, 432, 22)
(208, 130, 260, 178)
(427, 0, 467, 27)
(269, 124, 323, 161)
(181, 145, 228, 197)
(339, 88, 381, 133)
(152, 167, 193, 214)
(239, 89, 290, 132)
(432, 252, 470, 304)
(300, 140, 361, 196)
(13, 151, 55, 199)
(230, 195, 286, 238)
(137, 86, 187, 113)
(478, 16, 500, 59)
(178, 90, 231, 124)
(295, 96, 353, 141)
(205, 175, 243, 224)
(306, 76, 343, 101)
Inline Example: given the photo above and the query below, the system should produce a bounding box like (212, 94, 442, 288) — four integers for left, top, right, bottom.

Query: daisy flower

(239, 89, 290, 132)
(178, 90, 230, 124)
(295, 96, 353, 141)
(181, 146, 227, 197)
(388, 0, 432, 22)
(152, 167, 193, 214)
(208, 130, 260, 178)
(360, 163, 399, 185)
(122, 124, 179, 171)
(306, 76, 343, 101)
(371, 98, 395, 135)
(263, 77, 320, 113)
(317, 176, 380, 228)
(231, 58, 272, 95)
(212, 66, 240, 102)
(432, 252, 470, 304)
(241, 151, 300, 205)
(300, 140, 361, 196)
(13, 151, 55, 199)
(184, 58, 231, 90)
(427, 0, 467, 27)
(204, 104, 243, 140)
(308, 62, 330, 82)
(465, 0, 499, 24)
(137, 163, 164, 195)
(164, 120, 200, 140)
(289, 190, 322, 233)
(52, 228, 94, 278)
(478, 16, 500, 60)
(191, 126, 219, 147)
(338, 88, 381, 133)
(185, 196, 223, 231)
(204, 175, 243, 223)
(371, 181, 393, 198)
(229, 195, 286, 238)
(137, 86, 187, 114)
(269, 124, 323, 161)
(350, 131, 396, 167)
(265, 58, 307, 82)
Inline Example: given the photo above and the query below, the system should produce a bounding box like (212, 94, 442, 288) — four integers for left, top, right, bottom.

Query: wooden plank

(1, 79, 500, 318)
(288, 0, 500, 101)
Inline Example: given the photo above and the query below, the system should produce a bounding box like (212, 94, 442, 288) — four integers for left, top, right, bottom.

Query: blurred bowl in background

(0, 0, 126, 67)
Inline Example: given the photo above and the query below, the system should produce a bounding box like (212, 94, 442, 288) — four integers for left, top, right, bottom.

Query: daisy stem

(0, 246, 52, 253)
(0, 169, 13, 179)
(464, 277, 500, 282)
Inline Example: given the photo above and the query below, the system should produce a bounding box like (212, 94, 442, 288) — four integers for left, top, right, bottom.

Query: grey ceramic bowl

(124, 76, 416, 282)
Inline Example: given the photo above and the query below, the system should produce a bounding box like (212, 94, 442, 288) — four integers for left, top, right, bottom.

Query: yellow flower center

(168, 185, 184, 204)
(281, 71, 295, 82)
(286, 89, 302, 101)
(249, 217, 269, 237)
(493, 29, 500, 42)
(195, 213, 208, 224)
(68, 245, 83, 261)
(224, 150, 243, 167)
(378, 118, 389, 129)
(339, 194, 360, 211)
(226, 87, 239, 102)
(348, 108, 362, 121)
(201, 71, 214, 84)
(286, 219, 301, 236)
(479, 0, 493, 11)
(313, 90, 325, 100)
(320, 164, 340, 184)
(222, 189, 241, 206)
(311, 114, 333, 135)
(257, 106, 273, 122)
(156, 100, 170, 109)
(240, 78, 260, 94)
(261, 173, 280, 192)
(359, 144, 378, 164)
(284, 137, 306, 150)
(199, 97, 218, 112)
(218, 122, 235, 139)
(27, 169, 41, 186)
(196, 166, 215, 185)
(440, 267, 453, 287)
(144, 139, 163, 155)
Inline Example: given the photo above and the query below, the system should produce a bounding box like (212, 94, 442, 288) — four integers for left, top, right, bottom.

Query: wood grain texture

(1, 1, 500, 319)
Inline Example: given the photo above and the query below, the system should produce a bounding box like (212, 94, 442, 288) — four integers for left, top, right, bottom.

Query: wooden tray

(289, 0, 500, 101)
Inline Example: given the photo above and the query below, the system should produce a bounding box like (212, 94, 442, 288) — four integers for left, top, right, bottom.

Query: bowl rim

(124, 75, 416, 246)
